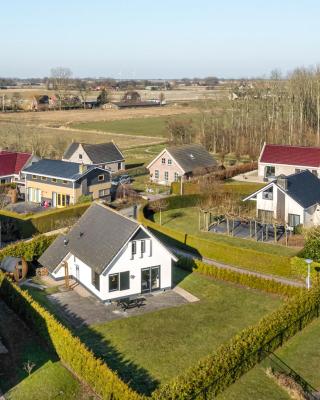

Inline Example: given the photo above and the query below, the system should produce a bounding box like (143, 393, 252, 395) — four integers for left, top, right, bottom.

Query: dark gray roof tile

(167, 144, 217, 173)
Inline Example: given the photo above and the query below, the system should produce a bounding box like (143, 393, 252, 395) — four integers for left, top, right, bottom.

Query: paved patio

(47, 286, 189, 329)
(5, 202, 52, 214)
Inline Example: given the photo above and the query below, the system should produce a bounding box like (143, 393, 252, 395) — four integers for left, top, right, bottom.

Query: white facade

(247, 183, 320, 228)
(51, 227, 175, 302)
(258, 162, 320, 180)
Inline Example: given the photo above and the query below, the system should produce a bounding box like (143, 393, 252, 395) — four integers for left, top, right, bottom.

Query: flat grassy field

(154, 207, 298, 258)
(71, 113, 200, 138)
(0, 300, 95, 400)
(218, 311, 320, 399)
(77, 268, 282, 394)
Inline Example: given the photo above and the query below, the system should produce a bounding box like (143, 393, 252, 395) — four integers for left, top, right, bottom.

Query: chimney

(79, 163, 87, 174)
(277, 175, 288, 191)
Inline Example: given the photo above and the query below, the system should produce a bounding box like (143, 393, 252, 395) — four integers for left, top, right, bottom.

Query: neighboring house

(22, 159, 111, 207)
(0, 151, 39, 185)
(243, 170, 320, 228)
(258, 143, 320, 180)
(147, 143, 217, 185)
(62, 142, 125, 172)
(38, 202, 177, 302)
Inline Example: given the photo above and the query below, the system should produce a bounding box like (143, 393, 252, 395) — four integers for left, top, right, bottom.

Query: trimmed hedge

(0, 202, 90, 238)
(0, 274, 144, 400)
(139, 204, 292, 277)
(178, 257, 303, 298)
(0, 234, 57, 261)
(171, 181, 264, 196)
(152, 285, 320, 399)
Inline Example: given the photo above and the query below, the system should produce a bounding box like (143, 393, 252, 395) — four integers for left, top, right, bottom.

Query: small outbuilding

(0, 256, 28, 282)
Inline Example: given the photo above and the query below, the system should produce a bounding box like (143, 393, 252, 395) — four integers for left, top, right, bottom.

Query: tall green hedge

(0, 274, 144, 400)
(178, 257, 303, 298)
(152, 285, 320, 399)
(0, 203, 90, 238)
(0, 234, 56, 261)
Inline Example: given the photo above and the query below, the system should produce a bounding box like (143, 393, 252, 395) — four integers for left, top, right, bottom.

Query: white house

(243, 170, 320, 228)
(147, 143, 217, 185)
(38, 202, 177, 302)
(258, 143, 320, 180)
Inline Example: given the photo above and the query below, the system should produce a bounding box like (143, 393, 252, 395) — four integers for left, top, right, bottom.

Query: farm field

(70, 113, 200, 138)
(0, 300, 95, 400)
(218, 314, 320, 399)
(76, 267, 282, 394)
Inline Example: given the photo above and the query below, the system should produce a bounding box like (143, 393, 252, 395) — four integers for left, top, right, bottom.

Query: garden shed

(0, 256, 28, 282)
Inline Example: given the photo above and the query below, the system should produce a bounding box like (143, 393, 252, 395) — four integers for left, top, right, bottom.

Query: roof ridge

(266, 143, 320, 150)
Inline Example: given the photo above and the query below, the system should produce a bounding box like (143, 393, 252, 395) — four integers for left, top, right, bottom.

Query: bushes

(291, 256, 320, 282)
(0, 234, 56, 261)
(299, 226, 320, 262)
(178, 257, 303, 298)
(0, 274, 143, 400)
(171, 182, 200, 195)
(0, 203, 90, 238)
(152, 285, 320, 399)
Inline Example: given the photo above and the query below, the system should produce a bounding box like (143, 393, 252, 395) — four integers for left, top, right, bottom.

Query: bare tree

(50, 67, 73, 110)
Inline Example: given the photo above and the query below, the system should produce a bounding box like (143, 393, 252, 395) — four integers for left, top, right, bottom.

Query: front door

(141, 266, 160, 293)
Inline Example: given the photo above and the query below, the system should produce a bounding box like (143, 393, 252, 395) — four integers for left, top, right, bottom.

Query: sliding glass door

(141, 266, 160, 293)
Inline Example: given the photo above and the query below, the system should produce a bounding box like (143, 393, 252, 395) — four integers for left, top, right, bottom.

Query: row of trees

(167, 66, 320, 157)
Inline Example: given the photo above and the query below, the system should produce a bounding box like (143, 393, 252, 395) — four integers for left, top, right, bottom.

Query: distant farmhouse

(244, 170, 320, 228)
(62, 142, 125, 173)
(0, 151, 39, 185)
(39, 202, 177, 302)
(22, 159, 111, 207)
(110, 90, 162, 109)
(147, 144, 217, 185)
(258, 143, 320, 181)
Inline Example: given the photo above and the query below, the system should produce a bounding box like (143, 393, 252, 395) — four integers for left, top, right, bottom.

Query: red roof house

(0, 151, 37, 183)
(258, 143, 320, 179)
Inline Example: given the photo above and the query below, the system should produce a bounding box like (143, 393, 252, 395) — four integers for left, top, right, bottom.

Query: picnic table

(117, 296, 145, 311)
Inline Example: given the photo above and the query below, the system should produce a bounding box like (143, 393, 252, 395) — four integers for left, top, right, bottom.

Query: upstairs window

(161, 158, 166, 164)
(168, 159, 172, 165)
(41, 176, 47, 181)
(174, 172, 179, 182)
(131, 240, 137, 258)
(141, 240, 146, 256)
(32, 175, 37, 180)
(164, 171, 169, 181)
(262, 186, 273, 200)
(79, 154, 83, 160)
(98, 175, 104, 182)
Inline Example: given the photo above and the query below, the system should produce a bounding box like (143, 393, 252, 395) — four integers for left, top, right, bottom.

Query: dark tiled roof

(38, 203, 139, 274)
(0, 151, 32, 176)
(112, 101, 160, 108)
(167, 144, 217, 173)
(63, 142, 79, 160)
(260, 144, 320, 167)
(23, 159, 94, 180)
(63, 142, 124, 164)
(276, 170, 320, 208)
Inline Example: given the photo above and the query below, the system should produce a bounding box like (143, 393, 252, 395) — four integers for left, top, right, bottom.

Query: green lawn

(0, 300, 94, 400)
(123, 143, 166, 166)
(77, 268, 282, 394)
(154, 207, 298, 258)
(71, 114, 199, 138)
(218, 310, 320, 399)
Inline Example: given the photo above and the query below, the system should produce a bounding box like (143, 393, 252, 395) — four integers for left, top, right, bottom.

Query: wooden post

(274, 224, 277, 243)
(266, 224, 268, 241)
(232, 219, 235, 236)
(255, 220, 257, 240)
(249, 220, 252, 238)
(227, 217, 230, 235)
(285, 227, 288, 246)
(199, 209, 201, 231)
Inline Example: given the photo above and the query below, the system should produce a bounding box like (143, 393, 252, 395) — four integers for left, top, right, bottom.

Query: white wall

(258, 162, 320, 179)
(51, 233, 173, 301)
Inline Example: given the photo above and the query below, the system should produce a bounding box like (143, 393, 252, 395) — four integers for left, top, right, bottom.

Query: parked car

(111, 174, 131, 186)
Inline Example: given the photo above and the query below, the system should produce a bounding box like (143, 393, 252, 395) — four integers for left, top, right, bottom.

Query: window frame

(92, 271, 100, 291)
(288, 213, 301, 227)
(154, 170, 159, 179)
(109, 273, 119, 292)
(41, 176, 47, 181)
(141, 239, 146, 255)
(164, 171, 169, 181)
(98, 174, 105, 182)
(161, 157, 166, 164)
(167, 159, 172, 165)
(131, 240, 137, 258)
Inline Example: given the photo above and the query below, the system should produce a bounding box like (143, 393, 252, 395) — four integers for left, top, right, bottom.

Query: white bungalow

(38, 202, 177, 302)
(243, 170, 320, 228)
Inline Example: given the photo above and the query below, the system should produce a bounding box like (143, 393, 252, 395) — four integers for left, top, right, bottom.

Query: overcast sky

(1, 0, 320, 78)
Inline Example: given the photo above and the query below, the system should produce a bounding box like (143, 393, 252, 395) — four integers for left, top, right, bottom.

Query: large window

(109, 271, 130, 292)
(288, 213, 301, 227)
(262, 187, 273, 200)
(109, 273, 118, 291)
(99, 189, 109, 197)
(164, 171, 169, 181)
(265, 165, 275, 178)
(92, 271, 100, 291)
